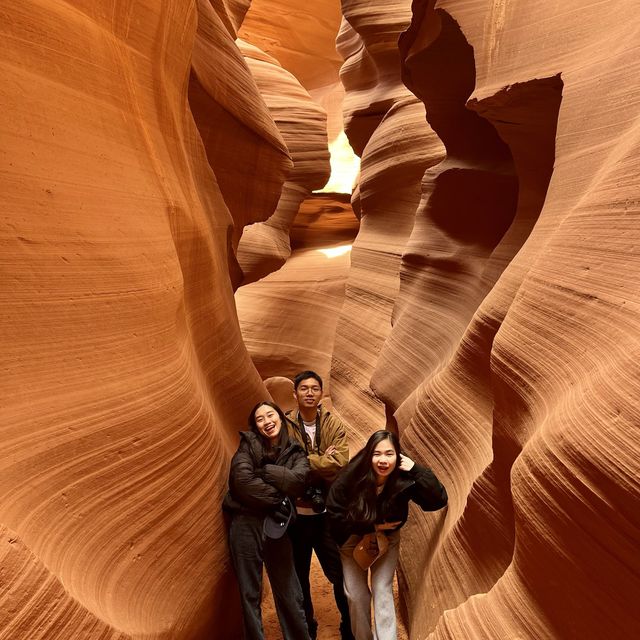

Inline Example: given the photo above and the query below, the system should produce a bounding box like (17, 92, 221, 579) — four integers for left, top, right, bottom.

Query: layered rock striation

(189, 0, 292, 287)
(2, 1, 639, 639)
(239, 0, 343, 92)
(236, 193, 358, 387)
(0, 1, 281, 637)
(330, 0, 446, 439)
(330, 0, 640, 638)
(236, 42, 331, 284)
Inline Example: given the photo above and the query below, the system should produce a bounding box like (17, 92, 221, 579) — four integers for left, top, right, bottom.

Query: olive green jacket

(285, 405, 349, 484)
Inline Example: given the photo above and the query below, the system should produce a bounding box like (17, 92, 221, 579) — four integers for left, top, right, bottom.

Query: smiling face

(254, 404, 282, 443)
(294, 377, 322, 412)
(371, 438, 397, 481)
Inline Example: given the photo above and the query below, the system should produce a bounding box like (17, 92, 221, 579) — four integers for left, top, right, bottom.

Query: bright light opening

(316, 130, 360, 194)
(317, 245, 352, 258)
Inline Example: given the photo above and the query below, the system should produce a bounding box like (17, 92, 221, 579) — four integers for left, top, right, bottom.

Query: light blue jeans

(339, 530, 401, 640)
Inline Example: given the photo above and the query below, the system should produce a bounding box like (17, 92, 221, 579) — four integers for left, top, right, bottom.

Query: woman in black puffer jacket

(326, 430, 447, 640)
(223, 401, 311, 640)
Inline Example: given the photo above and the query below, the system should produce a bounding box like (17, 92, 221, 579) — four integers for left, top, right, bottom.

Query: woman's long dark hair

(344, 430, 402, 526)
(248, 401, 290, 456)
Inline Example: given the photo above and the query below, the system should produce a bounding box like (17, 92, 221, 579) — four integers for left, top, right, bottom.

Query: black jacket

(326, 463, 448, 545)
(223, 430, 310, 516)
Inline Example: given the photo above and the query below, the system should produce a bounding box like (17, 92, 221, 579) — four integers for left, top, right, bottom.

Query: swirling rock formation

(236, 42, 331, 284)
(330, 0, 640, 639)
(239, 0, 343, 91)
(0, 1, 275, 637)
(239, 0, 347, 165)
(330, 0, 446, 439)
(236, 193, 358, 386)
(3, 0, 639, 639)
(189, 0, 292, 287)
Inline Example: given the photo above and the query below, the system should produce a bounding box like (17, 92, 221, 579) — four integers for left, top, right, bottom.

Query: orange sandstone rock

(389, 2, 639, 639)
(239, 0, 343, 91)
(264, 376, 296, 413)
(190, 0, 292, 288)
(0, 1, 267, 637)
(3, 1, 639, 639)
(239, 0, 346, 163)
(236, 41, 331, 284)
(331, 0, 446, 439)
(236, 194, 358, 389)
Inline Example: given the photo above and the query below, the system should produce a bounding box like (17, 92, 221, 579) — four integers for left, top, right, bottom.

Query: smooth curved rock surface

(1, 2, 269, 638)
(331, 0, 446, 440)
(336, 1, 640, 639)
(190, 0, 292, 288)
(331, 95, 445, 437)
(337, 0, 418, 156)
(239, 0, 346, 161)
(263, 376, 296, 413)
(239, 0, 343, 91)
(236, 41, 331, 284)
(3, 1, 639, 639)
(236, 193, 358, 391)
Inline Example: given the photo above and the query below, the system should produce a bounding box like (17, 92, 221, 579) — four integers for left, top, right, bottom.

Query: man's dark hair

(293, 370, 323, 391)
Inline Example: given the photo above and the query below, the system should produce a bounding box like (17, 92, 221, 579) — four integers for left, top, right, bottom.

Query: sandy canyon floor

(262, 555, 409, 640)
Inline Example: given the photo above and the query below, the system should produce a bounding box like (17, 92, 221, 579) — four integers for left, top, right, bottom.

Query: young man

(285, 371, 354, 640)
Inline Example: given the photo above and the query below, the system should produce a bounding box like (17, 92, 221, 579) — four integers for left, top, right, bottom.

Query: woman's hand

(324, 445, 337, 457)
(375, 521, 402, 531)
(398, 454, 415, 471)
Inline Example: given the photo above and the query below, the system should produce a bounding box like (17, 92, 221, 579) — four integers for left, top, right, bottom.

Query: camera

(304, 485, 326, 513)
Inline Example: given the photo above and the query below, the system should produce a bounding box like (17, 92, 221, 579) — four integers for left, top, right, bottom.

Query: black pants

(288, 512, 352, 637)
(229, 513, 310, 640)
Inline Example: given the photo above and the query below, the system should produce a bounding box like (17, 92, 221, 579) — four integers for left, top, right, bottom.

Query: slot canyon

(1, 0, 638, 639)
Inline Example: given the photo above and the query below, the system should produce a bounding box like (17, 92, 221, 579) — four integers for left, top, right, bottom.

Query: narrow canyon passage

(1, 1, 639, 640)
(236, 193, 358, 391)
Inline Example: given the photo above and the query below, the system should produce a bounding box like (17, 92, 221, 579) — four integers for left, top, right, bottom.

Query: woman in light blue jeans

(326, 430, 448, 640)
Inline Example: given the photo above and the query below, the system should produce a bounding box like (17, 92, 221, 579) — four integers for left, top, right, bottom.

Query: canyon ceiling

(1, 1, 638, 639)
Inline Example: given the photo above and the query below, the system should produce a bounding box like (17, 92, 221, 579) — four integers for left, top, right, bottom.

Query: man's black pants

(288, 512, 352, 638)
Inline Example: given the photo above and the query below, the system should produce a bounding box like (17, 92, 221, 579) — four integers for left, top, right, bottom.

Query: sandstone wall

(0, 1, 279, 637)
(239, 0, 343, 91)
(236, 193, 358, 388)
(236, 41, 331, 284)
(330, 0, 446, 439)
(333, 0, 640, 638)
(2, 0, 639, 638)
(239, 0, 348, 169)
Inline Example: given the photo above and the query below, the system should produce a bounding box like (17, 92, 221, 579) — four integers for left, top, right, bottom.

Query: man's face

(295, 377, 322, 412)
